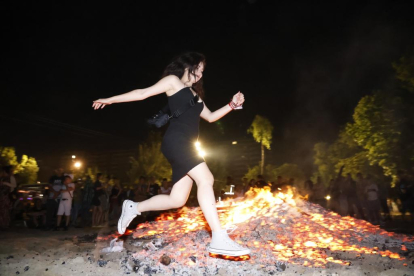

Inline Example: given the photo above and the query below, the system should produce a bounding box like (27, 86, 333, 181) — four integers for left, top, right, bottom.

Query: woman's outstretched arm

(200, 92, 245, 123)
(92, 75, 182, 109)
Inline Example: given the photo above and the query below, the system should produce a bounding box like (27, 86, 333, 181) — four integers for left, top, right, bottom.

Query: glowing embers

(125, 187, 412, 269)
(209, 253, 250, 261)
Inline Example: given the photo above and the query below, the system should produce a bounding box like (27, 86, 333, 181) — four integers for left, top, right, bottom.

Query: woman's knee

(169, 195, 187, 209)
(197, 176, 214, 187)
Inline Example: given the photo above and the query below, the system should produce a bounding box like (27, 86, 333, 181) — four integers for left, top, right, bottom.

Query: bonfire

(100, 187, 414, 275)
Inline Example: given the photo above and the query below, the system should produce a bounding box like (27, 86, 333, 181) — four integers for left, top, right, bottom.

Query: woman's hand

(92, 98, 112, 110)
(232, 92, 245, 106)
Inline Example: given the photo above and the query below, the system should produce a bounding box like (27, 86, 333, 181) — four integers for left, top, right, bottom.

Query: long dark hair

(162, 52, 206, 99)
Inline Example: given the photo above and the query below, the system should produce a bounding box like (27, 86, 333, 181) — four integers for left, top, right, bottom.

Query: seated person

(27, 198, 46, 228)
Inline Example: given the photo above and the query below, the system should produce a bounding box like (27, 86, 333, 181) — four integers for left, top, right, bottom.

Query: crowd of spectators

(1, 165, 413, 230)
(0, 166, 173, 231)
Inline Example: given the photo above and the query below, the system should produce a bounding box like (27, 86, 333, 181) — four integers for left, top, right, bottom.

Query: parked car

(17, 183, 50, 203)
(12, 183, 49, 227)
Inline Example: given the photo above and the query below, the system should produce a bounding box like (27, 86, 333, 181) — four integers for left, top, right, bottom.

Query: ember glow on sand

(100, 187, 413, 273)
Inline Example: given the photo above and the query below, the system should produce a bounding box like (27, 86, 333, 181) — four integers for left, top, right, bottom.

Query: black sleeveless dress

(161, 87, 205, 185)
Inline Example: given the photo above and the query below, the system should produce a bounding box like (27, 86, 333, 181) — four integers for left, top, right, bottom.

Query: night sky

(2, 1, 414, 176)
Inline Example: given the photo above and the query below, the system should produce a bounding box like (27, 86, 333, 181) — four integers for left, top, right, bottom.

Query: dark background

(2, 0, 414, 179)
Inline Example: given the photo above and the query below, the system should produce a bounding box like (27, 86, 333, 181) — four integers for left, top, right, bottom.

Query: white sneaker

(118, 200, 140, 235)
(207, 229, 251, 256)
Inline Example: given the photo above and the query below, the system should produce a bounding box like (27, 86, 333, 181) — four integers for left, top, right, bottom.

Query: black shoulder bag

(147, 95, 199, 128)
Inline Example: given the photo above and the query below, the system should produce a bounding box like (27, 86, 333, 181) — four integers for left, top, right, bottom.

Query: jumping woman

(92, 52, 250, 256)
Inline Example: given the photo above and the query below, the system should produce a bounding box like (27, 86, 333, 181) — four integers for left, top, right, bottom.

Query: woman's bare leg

(187, 162, 222, 232)
(134, 163, 221, 231)
(137, 176, 193, 213)
(119, 162, 250, 255)
(186, 164, 250, 256)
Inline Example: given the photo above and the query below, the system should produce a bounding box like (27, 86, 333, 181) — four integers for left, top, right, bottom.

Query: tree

(247, 115, 274, 175)
(392, 51, 414, 164)
(313, 129, 385, 184)
(0, 146, 39, 184)
(127, 132, 172, 183)
(313, 55, 414, 185)
(0, 147, 19, 167)
(16, 155, 39, 184)
(346, 91, 408, 181)
(313, 142, 335, 185)
(243, 163, 305, 186)
(271, 163, 305, 184)
(243, 165, 260, 181)
(393, 52, 414, 93)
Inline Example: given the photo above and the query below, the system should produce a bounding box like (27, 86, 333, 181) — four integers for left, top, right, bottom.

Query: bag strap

(169, 94, 199, 119)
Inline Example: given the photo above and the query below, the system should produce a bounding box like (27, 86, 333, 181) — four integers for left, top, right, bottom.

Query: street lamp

(74, 161, 81, 169)
(72, 155, 76, 159)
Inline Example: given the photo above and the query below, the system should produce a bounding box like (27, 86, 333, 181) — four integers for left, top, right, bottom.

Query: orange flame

(127, 187, 412, 268)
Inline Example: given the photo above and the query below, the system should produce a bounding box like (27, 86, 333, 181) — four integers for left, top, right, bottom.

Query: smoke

(282, 7, 414, 177)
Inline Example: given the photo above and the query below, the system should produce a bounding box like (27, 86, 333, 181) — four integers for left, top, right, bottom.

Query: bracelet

(228, 100, 237, 110)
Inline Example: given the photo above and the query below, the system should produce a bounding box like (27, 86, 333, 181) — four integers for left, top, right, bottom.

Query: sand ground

(0, 217, 413, 276)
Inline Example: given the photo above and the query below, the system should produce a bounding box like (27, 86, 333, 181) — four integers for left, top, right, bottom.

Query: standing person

(100, 175, 111, 226)
(241, 178, 248, 194)
(122, 185, 135, 201)
(80, 176, 94, 227)
(159, 178, 172, 195)
(377, 179, 392, 222)
(0, 166, 13, 229)
(327, 179, 335, 211)
(1, 166, 17, 192)
(93, 52, 250, 256)
(256, 175, 267, 189)
(303, 179, 314, 200)
(70, 180, 83, 227)
(45, 168, 64, 230)
(135, 176, 148, 202)
(272, 176, 284, 192)
(356, 173, 368, 218)
(343, 173, 366, 219)
(109, 178, 122, 220)
(92, 173, 104, 227)
(148, 176, 160, 198)
(234, 184, 245, 198)
(329, 177, 342, 213)
(247, 179, 256, 190)
(396, 170, 414, 222)
(364, 175, 381, 225)
(55, 174, 75, 231)
(312, 177, 326, 208)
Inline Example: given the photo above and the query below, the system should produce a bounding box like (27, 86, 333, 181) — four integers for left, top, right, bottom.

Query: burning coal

(104, 187, 414, 275)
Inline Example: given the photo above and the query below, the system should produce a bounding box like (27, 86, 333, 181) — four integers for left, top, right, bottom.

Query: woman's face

(186, 62, 204, 84)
